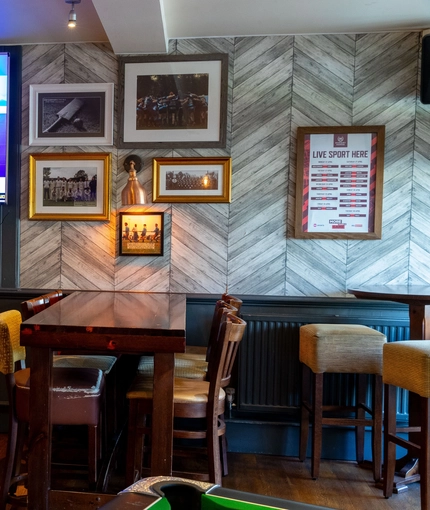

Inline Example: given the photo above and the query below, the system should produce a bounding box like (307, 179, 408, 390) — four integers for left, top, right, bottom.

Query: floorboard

(0, 433, 421, 509)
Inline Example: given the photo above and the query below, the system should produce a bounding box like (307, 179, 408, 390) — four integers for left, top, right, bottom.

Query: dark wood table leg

(27, 347, 53, 510)
(151, 352, 175, 476)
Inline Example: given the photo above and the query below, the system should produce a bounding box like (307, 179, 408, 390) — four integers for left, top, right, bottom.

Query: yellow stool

(383, 340, 430, 509)
(299, 323, 386, 480)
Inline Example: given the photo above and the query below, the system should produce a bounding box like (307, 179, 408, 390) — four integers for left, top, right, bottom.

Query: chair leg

(355, 374, 366, 465)
(0, 384, 18, 510)
(372, 374, 383, 482)
(88, 425, 98, 488)
(126, 400, 146, 485)
(420, 396, 430, 510)
(207, 412, 221, 485)
(299, 364, 311, 462)
(220, 431, 228, 476)
(311, 372, 323, 480)
(383, 384, 397, 499)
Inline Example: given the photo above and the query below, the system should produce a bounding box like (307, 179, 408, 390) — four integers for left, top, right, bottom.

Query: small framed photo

(29, 83, 114, 146)
(295, 125, 385, 240)
(29, 152, 111, 221)
(118, 54, 228, 148)
(152, 157, 232, 203)
(119, 212, 164, 256)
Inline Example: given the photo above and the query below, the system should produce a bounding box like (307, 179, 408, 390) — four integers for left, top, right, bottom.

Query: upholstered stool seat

(299, 323, 387, 481)
(383, 340, 430, 509)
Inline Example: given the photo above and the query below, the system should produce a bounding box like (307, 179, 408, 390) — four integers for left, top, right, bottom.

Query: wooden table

(20, 291, 186, 510)
(348, 285, 430, 491)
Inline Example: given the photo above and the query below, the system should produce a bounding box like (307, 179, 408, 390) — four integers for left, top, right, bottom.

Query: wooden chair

(126, 313, 247, 486)
(184, 294, 243, 359)
(0, 310, 104, 509)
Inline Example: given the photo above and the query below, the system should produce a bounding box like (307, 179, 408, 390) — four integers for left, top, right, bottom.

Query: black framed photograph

(295, 125, 385, 240)
(28, 152, 111, 221)
(29, 83, 114, 146)
(119, 212, 164, 256)
(118, 54, 228, 149)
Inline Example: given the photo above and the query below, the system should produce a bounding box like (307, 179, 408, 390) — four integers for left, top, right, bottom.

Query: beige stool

(299, 323, 387, 480)
(383, 340, 430, 509)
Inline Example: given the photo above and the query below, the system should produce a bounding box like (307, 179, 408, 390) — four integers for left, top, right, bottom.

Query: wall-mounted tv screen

(0, 53, 9, 204)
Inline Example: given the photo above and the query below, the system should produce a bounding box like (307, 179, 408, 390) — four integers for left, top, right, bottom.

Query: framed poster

(118, 54, 228, 149)
(29, 152, 111, 221)
(295, 126, 385, 240)
(119, 212, 164, 256)
(152, 157, 231, 203)
(29, 83, 114, 146)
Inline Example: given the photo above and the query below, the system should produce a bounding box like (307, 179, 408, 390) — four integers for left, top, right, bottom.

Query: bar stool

(299, 323, 386, 481)
(383, 340, 430, 509)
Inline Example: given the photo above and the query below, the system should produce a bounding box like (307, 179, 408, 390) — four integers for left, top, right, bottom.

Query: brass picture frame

(295, 125, 385, 240)
(29, 152, 111, 221)
(152, 157, 232, 203)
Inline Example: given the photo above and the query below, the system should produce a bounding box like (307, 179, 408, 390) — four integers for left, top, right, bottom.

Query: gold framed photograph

(152, 157, 232, 203)
(118, 54, 228, 149)
(29, 152, 111, 221)
(119, 212, 164, 256)
(295, 125, 385, 240)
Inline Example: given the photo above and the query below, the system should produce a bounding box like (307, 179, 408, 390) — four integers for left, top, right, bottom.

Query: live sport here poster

(301, 131, 377, 234)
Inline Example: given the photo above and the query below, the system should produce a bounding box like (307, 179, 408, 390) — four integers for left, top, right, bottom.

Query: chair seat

(53, 354, 117, 374)
(127, 374, 225, 404)
(383, 340, 430, 397)
(137, 355, 207, 380)
(300, 323, 386, 374)
(15, 367, 103, 425)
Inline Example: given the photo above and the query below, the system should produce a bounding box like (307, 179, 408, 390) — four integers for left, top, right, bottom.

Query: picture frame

(29, 152, 111, 221)
(152, 157, 232, 203)
(118, 54, 228, 149)
(295, 125, 385, 240)
(119, 212, 164, 256)
(29, 83, 114, 146)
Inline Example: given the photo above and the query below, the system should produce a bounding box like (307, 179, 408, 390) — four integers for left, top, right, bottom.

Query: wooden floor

(0, 433, 421, 509)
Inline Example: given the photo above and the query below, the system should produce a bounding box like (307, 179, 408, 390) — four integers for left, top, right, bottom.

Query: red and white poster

(301, 131, 378, 234)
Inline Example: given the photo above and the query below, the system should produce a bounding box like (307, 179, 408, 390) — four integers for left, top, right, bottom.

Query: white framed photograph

(118, 54, 228, 149)
(29, 83, 114, 146)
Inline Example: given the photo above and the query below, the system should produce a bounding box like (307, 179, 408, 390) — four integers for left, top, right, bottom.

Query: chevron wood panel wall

(18, 32, 430, 295)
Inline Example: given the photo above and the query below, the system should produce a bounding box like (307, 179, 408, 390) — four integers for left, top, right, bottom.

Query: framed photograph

(119, 212, 164, 256)
(153, 157, 232, 203)
(118, 54, 228, 149)
(29, 152, 111, 221)
(29, 83, 114, 146)
(295, 126, 385, 240)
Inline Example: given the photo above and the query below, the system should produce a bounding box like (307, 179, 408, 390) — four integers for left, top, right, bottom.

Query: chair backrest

(221, 293, 243, 314)
(206, 300, 238, 365)
(21, 290, 64, 321)
(207, 313, 246, 403)
(20, 296, 47, 321)
(0, 310, 25, 375)
(41, 290, 64, 306)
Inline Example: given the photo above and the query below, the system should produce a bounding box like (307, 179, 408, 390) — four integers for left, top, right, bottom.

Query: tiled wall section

(19, 32, 430, 296)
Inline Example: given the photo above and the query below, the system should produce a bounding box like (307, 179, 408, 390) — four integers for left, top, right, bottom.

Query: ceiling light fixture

(65, 0, 81, 29)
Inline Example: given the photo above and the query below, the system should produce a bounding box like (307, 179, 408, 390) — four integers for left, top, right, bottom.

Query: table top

(348, 285, 430, 304)
(20, 291, 187, 352)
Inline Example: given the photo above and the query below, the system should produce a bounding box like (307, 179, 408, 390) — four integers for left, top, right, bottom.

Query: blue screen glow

(0, 53, 9, 203)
